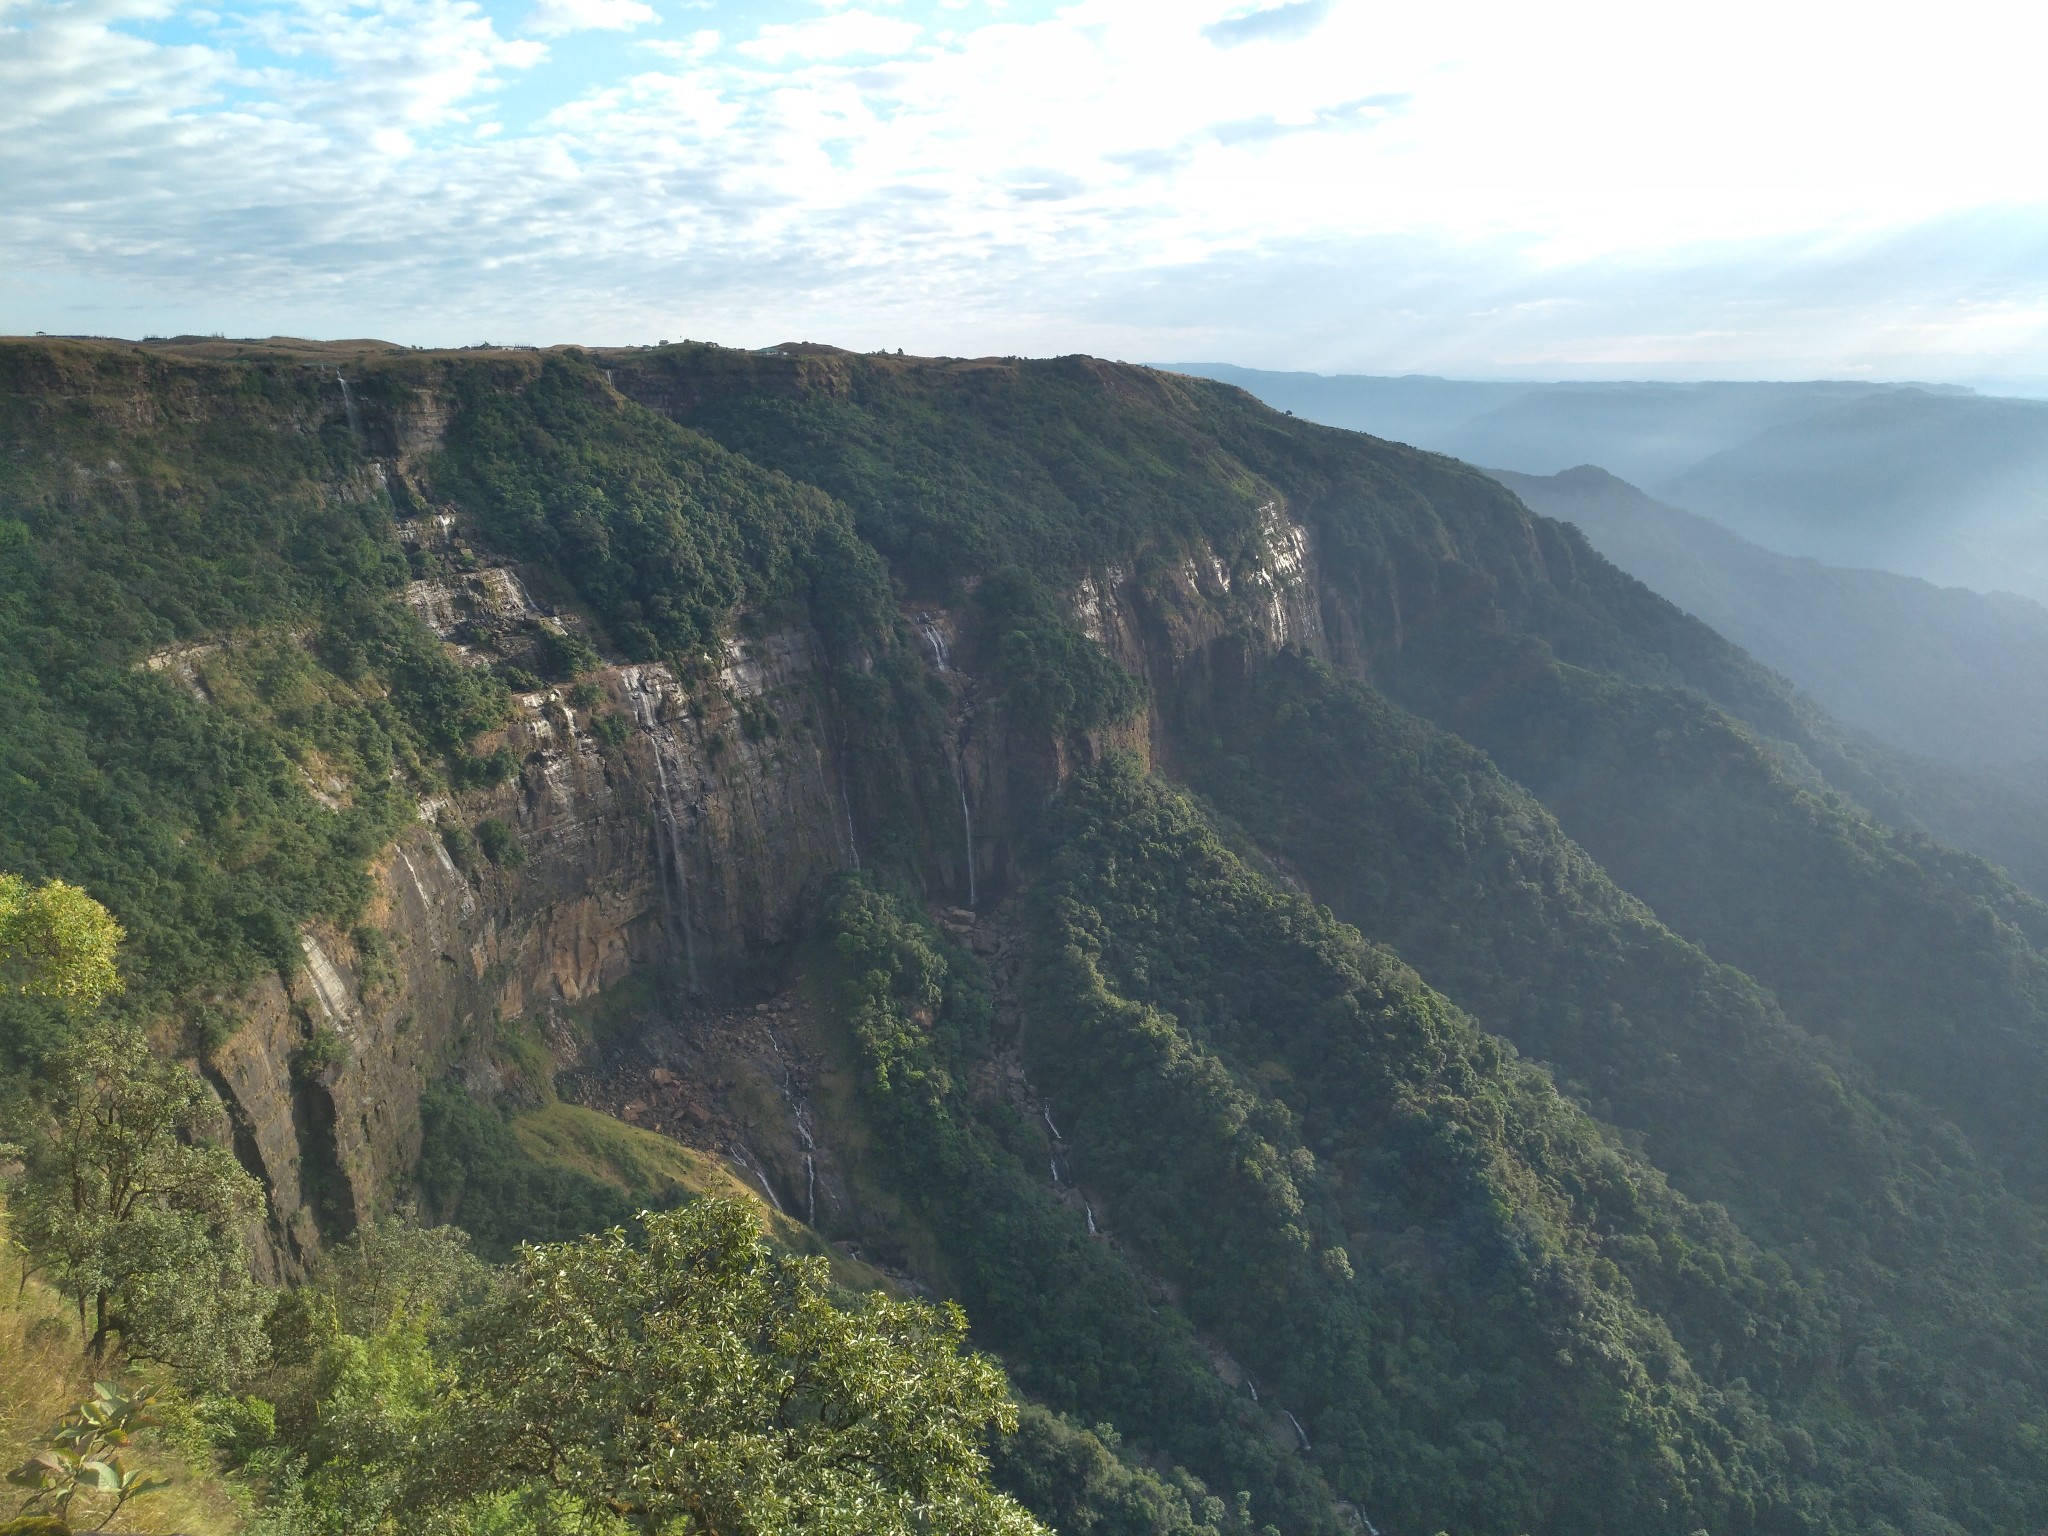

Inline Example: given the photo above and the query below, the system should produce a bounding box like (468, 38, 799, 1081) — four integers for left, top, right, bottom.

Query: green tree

(0, 875, 122, 1008)
(432, 1198, 1045, 1536)
(10, 1025, 267, 1383)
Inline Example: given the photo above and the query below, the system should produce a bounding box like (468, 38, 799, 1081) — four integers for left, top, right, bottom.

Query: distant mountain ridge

(1162, 363, 1952, 485)
(1492, 464, 2048, 768)
(1661, 388, 2048, 599)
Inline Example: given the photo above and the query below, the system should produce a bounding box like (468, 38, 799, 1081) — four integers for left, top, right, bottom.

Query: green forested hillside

(0, 344, 497, 1029)
(647, 344, 2048, 1191)
(5, 336, 2048, 1535)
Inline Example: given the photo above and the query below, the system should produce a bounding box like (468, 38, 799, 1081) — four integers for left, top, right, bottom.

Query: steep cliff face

(211, 626, 864, 1267)
(204, 476, 1332, 1266)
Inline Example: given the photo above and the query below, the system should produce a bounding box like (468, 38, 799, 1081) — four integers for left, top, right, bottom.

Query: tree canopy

(0, 875, 122, 1008)
(431, 1198, 1044, 1536)
(10, 1023, 267, 1381)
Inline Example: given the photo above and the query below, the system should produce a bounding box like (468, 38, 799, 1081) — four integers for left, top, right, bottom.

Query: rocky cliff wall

(196, 346, 1333, 1266)
(213, 623, 860, 1272)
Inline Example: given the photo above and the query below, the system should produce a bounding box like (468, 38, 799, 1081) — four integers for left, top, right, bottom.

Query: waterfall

(788, 1097, 817, 1226)
(1283, 1410, 1311, 1452)
(1043, 1108, 1063, 1142)
(953, 755, 977, 907)
(731, 1144, 785, 1215)
(602, 368, 615, 388)
(908, 612, 972, 904)
(648, 802, 685, 958)
(1245, 1374, 1259, 1403)
(915, 615, 951, 671)
(335, 370, 365, 449)
(1085, 1203, 1097, 1235)
(628, 675, 702, 994)
(1049, 1158, 1060, 1185)
(836, 751, 861, 871)
(767, 1026, 820, 1227)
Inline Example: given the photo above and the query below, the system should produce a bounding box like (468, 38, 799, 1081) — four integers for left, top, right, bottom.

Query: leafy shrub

(292, 1027, 350, 1083)
(449, 748, 516, 791)
(352, 924, 397, 999)
(474, 819, 524, 868)
(533, 626, 601, 681)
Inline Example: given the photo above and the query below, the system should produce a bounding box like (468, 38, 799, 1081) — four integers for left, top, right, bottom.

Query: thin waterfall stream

(629, 676, 702, 995)
(335, 370, 365, 449)
(766, 1027, 821, 1227)
(729, 1143, 785, 1215)
(835, 738, 861, 871)
(954, 753, 977, 907)
(910, 612, 974, 904)
(915, 614, 951, 671)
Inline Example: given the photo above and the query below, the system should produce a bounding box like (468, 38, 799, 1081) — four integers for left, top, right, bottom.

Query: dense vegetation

(820, 874, 1328, 1534)
(0, 880, 1044, 1536)
(1176, 652, 2048, 1528)
(1028, 762, 1809, 1533)
(433, 355, 895, 664)
(0, 345, 505, 1034)
(613, 348, 1283, 595)
(11, 336, 2048, 1533)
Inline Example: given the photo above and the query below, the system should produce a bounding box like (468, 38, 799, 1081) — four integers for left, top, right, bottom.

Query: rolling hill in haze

(1492, 463, 2048, 769)
(1164, 363, 1917, 485)
(1661, 388, 2048, 600)
(11, 337, 2048, 1534)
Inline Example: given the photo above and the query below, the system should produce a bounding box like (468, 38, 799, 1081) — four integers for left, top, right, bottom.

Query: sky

(6, 0, 2048, 382)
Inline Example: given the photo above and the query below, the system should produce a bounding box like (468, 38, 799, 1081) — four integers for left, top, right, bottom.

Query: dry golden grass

(0, 1202, 248, 1536)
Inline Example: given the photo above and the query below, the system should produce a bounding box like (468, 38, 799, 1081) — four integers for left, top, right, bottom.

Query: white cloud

(2, 0, 2046, 378)
(639, 27, 718, 59)
(736, 9, 919, 63)
(1204, 0, 1329, 47)
(527, 0, 654, 36)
